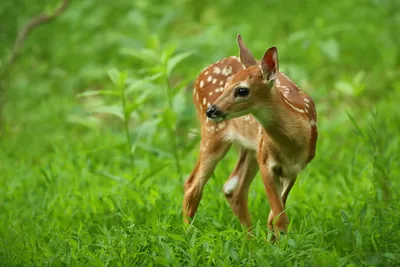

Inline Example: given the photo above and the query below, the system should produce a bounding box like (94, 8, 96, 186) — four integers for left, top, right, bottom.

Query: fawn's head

(206, 34, 279, 122)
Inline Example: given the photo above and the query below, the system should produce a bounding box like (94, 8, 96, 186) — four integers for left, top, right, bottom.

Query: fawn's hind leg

(223, 148, 258, 227)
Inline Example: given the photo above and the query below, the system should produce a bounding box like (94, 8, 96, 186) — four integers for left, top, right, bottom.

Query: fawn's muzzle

(206, 104, 223, 118)
(206, 104, 225, 121)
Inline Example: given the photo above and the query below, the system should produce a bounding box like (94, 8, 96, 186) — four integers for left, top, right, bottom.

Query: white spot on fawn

(222, 66, 232, 76)
(207, 76, 213, 82)
(212, 78, 217, 84)
(205, 71, 209, 75)
(213, 67, 221, 74)
(201, 139, 210, 151)
(209, 92, 213, 96)
(203, 98, 206, 105)
(219, 80, 224, 85)
(283, 98, 305, 114)
(224, 176, 239, 195)
(281, 85, 290, 92)
(218, 121, 226, 130)
(200, 80, 204, 88)
(310, 119, 317, 127)
(304, 98, 310, 104)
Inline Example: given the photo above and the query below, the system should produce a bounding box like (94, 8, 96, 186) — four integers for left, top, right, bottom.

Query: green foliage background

(1, 0, 399, 265)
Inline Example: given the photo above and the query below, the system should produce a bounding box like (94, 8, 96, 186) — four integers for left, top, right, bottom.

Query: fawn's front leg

(257, 154, 289, 239)
(266, 176, 296, 235)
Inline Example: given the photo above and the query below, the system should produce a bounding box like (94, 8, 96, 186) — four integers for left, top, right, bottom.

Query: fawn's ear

(237, 34, 257, 68)
(261, 47, 279, 81)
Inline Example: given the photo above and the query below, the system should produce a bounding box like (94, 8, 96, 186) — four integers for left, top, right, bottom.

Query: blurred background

(0, 0, 399, 265)
(1, 0, 400, 152)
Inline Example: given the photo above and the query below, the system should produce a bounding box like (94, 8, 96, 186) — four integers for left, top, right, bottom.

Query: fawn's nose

(206, 104, 223, 118)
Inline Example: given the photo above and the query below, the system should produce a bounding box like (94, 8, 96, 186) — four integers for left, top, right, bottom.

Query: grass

(1, 0, 400, 266)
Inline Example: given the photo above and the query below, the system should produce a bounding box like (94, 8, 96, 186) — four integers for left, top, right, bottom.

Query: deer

(183, 34, 318, 239)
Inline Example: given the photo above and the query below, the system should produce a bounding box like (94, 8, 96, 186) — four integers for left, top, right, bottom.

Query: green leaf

(124, 90, 154, 116)
(147, 34, 161, 51)
(137, 142, 172, 157)
(168, 233, 187, 243)
(118, 71, 128, 89)
(371, 233, 379, 253)
(320, 38, 339, 61)
(172, 90, 186, 115)
(287, 30, 309, 44)
(147, 72, 164, 82)
(125, 80, 158, 96)
(346, 110, 365, 138)
(335, 80, 354, 95)
(108, 68, 120, 85)
(353, 71, 365, 86)
(130, 133, 141, 156)
(357, 203, 367, 225)
(166, 51, 194, 76)
(351, 71, 366, 95)
(67, 115, 101, 130)
(135, 119, 161, 136)
(341, 210, 349, 224)
(354, 230, 363, 248)
(91, 105, 124, 120)
(288, 238, 297, 248)
(76, 90, 119, 98)
(383, 253, 397, 260)
(162, 108, 177, 126)
(120, 48, 159, 64)
(161, 44, 177, 65)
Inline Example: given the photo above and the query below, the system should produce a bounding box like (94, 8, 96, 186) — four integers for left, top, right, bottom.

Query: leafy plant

(72, 44, 194, 178)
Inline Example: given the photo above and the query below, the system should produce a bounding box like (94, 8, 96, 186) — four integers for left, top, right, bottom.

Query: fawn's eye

(234, 87, 250, 98)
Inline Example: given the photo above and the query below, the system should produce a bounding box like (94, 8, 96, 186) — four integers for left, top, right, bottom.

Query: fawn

(183, 34, 318, 238)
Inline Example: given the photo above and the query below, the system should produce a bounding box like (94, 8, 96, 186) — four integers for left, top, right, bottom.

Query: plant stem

(121, 89, 134, 168)
(165, 75, 182, 179)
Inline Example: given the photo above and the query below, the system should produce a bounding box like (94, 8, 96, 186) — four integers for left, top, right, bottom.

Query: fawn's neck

(253, 86, 309, 157)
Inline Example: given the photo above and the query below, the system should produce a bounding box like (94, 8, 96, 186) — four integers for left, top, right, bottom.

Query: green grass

(1, 0, 400, 266)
